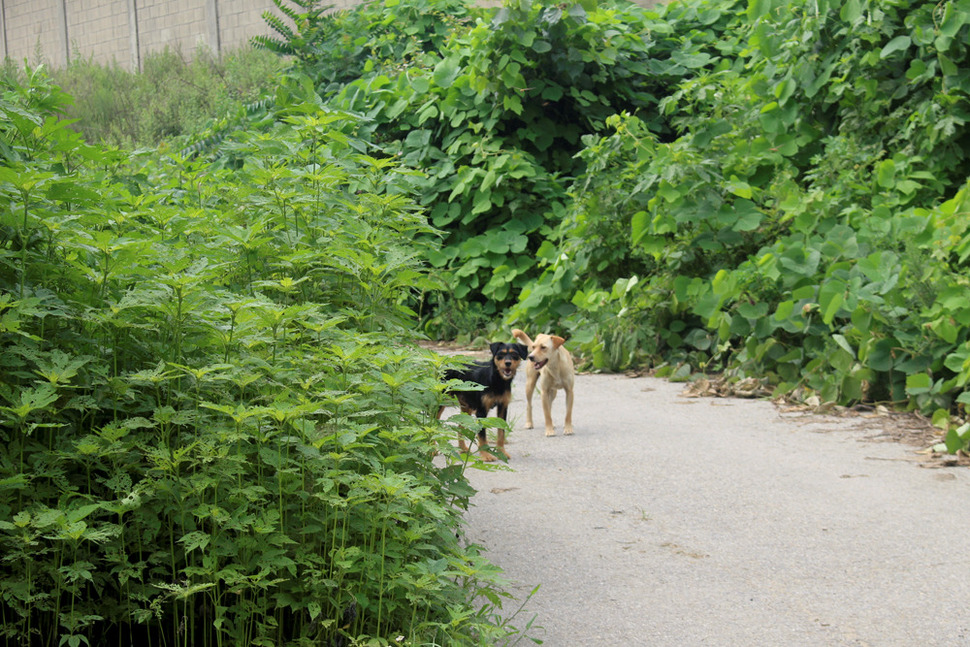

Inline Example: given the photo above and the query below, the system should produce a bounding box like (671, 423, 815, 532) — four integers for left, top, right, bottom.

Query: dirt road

(458, 373, 970, 646)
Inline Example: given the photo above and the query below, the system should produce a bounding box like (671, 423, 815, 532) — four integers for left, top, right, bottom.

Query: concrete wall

(0, 0, 356, 70)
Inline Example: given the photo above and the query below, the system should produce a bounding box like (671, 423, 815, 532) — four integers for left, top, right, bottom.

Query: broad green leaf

(693, 120, 732, 148)
(503, 94, 523, 115)
(774, 300, 794, 321)
(841, 374, 864, 400)
(832, 334, 854, 356)
(542, 85, 564, 101)
(711, 269, 737, 297)
(472, 190, 492, 215)
(830, 347, 853, 373)
(1, 384, 59, 420)
(726, 177, 752, 199)
(840, 0, 861, 22)
(774, 77, 795, 104)
(734, 199, 763, 231)
(631, 210, 650, 244)
(737, 302, 768, 319)
(876, 160, 896, 189)
(747, 0, 780, 20)
(943, 423, 970, 454)
(670, 50, 713, 69)
(416, 102, 438, 125)
(411, 76, 431, 94)
(759, 102, 782, 133)
(818, 280, 845, 325)
(433, 58, 461, 89)
(693, 292, 721, 320)
(46, 182, 101, 203)
(669, 363, 692, 382)
(880, 36, 911, 59)
(905, 373, 932, 396)
(179, 531, 211, 553)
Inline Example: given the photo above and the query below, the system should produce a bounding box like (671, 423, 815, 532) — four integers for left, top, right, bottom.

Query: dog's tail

(511, 328, 533, 346)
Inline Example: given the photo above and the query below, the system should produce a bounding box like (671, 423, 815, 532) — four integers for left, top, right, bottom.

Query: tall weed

(48, 46, 284, 147)
(0, 68, 522, 646)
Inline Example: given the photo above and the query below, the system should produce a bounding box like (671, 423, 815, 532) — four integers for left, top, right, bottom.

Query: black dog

(439, 341, 529, 461)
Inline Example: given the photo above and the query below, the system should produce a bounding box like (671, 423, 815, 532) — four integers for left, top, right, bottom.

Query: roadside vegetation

(0, 61, 524, 647)
(245, 0, 970, 443)
(4, 0, 970, 645)
(2, 46, 284, 148)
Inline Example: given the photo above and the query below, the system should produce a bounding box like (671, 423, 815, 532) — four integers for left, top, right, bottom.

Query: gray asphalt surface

(457, 373, 970, 646)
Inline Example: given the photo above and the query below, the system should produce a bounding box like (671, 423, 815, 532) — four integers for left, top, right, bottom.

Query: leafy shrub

(254, 0, 480, 94)
(0, 69, 521, 647)
(253, 0, 709, 336)
(516, 0, 970, 428)
(116, 0, 970, 433)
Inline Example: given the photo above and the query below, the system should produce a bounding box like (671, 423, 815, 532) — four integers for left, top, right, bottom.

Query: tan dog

(511, 328, 575, 436)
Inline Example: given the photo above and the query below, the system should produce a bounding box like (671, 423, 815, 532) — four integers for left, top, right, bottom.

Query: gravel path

(456, 373, 970, 646)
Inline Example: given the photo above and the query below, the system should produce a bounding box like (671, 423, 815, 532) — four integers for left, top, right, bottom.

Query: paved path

(458, 374, 970, 646)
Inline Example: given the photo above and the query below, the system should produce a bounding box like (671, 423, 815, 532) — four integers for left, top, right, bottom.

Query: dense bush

(0, 69, 523, 646)
(10, 1, 970, 644)
(256, 0, 970, 444)
(516, 0, 970, 436)
(252, 0, 708, 338)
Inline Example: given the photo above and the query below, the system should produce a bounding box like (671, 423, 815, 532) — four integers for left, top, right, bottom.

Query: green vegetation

(0, 69, 525, 645)
(0, 46, 284, 148)
(249, 0, 970, 433)
(252, 0, 698, 337)
(523, 0, 970, 430)
(7, 0, 970, 643)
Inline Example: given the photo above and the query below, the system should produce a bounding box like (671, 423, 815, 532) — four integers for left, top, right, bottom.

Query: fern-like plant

(252, 0, 336, 62)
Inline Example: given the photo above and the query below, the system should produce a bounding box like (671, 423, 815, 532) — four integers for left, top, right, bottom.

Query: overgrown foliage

(1, 45, 285, 148)
(0, 68, 525, 646)
(256, 0, 970, 440)
(252, 0, 706, 337)
(517, 0, 970, 434)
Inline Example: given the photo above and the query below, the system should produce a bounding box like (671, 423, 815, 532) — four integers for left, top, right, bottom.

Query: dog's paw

(524, 421, 534, 429)
(563, 425, 574, 436)
(544, 428, 556, 437)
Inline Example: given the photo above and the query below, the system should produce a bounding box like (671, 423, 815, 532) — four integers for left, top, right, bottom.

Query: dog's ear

(551, 335, 566, 349)
(489, 341, 504, 356)
(514, 343, 530, 360)
(511, 328, 533, 345)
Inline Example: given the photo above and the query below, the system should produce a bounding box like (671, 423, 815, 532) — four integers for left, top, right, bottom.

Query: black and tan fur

(438, 341, 529, 461)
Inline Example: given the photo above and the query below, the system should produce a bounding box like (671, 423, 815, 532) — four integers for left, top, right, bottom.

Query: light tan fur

(511, 328, 575, 436)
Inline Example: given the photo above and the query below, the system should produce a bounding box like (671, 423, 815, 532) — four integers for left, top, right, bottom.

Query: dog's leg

(471, 407, 500, 462)
(541, 386, 557, 436)
(524, 370, 536, 429)
(476, 428, 494, 460)
(494, 427, 508, 459)
(452, 401, 477, 454)
(563, 383, 574, 435)
(438, 404, 468, 453)
(492, 403, 510, 460)
(513, 329, 537, 430)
